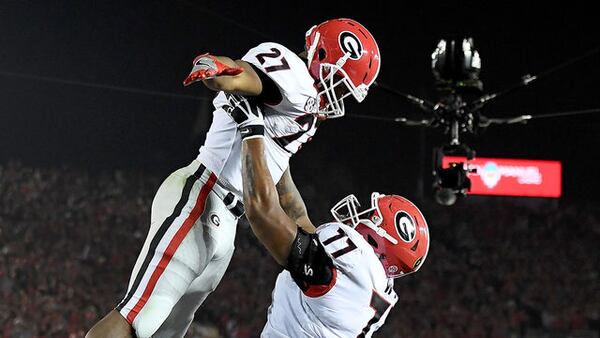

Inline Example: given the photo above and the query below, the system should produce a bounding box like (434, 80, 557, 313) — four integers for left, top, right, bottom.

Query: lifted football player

(233, 98, 430, 337)
(87, 18, 381, 338)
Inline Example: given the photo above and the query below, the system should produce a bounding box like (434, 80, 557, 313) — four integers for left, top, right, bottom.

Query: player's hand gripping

(225, 94, 265, 140)
(183, 53, 244, 86)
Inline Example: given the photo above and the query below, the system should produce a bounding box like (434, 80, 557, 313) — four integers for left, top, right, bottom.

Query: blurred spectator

(0, 161, 598, 337)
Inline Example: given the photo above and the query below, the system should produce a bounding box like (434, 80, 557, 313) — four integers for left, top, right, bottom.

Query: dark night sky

(1, 1, 599, 203)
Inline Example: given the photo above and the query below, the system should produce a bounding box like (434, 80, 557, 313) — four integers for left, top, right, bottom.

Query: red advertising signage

(443, 156, 562, 197)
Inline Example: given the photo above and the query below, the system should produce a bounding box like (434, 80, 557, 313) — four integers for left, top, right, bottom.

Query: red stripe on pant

(126, 173, 217, 324)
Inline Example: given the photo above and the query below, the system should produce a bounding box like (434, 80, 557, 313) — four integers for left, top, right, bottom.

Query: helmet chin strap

(361, 219, 399, 245)
(335, 52, 351, 68)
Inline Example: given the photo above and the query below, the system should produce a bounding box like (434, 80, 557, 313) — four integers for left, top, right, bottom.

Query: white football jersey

(197, 42, 320, 197)
(262, 223, 398, 338)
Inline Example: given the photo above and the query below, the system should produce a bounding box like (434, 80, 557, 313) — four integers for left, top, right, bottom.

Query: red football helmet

(331, 193, 430, 278)
(305, 18, 381, 118)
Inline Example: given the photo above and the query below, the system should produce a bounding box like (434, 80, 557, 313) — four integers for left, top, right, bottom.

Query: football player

(233, 98, 430, 337)
(86, 18, 381, 338)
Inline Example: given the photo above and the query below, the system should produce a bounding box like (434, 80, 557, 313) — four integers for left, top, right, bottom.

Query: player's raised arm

(219, 94, 297, 265)
(242, 138, 298, 265)
(183, 53, 263, 96)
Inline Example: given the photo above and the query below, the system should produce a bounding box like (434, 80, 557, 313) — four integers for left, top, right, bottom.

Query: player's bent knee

(86, 310, 133, 338)
(129, 296, 178, 338)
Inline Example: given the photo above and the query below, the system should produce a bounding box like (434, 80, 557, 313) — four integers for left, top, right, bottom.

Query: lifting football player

(232, 97, 430, 337)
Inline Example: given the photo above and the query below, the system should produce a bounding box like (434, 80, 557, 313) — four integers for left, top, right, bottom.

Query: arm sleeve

(285, 227, 337, 297)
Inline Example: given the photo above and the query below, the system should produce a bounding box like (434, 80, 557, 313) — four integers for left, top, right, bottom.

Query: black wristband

(239, 125, 264, 140)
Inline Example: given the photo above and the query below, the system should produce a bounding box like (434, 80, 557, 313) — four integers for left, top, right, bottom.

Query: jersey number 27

(256, 47, 290, 73)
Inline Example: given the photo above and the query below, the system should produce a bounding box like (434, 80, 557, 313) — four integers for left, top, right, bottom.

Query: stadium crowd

(0, 161, 598, 338)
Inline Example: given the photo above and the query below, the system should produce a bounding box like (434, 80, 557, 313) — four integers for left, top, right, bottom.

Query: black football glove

(224, 94, 265, 140)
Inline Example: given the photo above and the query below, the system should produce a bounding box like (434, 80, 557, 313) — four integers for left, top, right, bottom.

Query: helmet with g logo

(304, 18, 381, 118)
(331, 193, 430, 278)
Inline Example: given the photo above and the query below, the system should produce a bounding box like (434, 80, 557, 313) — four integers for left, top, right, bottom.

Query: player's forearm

(242, 138, 296, 265)
(242, 139, 278, 209)
(203, 57, 262, 95)
(201, 56, 238, 91)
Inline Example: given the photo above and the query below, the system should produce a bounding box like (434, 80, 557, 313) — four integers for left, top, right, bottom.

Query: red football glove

(183, 53, 244, 86)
